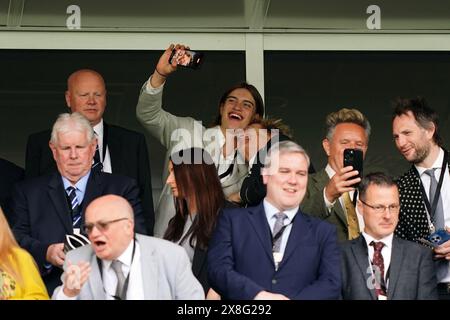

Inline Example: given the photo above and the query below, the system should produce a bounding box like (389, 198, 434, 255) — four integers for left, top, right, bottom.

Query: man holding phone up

(392, 97, 450, 300)
(136, 44, 264, 237)
(301, 108, 371, 242)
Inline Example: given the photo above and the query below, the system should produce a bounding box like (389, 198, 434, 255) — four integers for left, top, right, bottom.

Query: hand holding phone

(428, 229, 450, 247)
(343, 148, 363, 188)
(169, 49, 204, 69)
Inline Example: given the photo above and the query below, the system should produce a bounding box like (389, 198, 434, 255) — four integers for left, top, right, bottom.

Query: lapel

(247, 203, 274, 263)
(104, 122, 120, 173)
(387, 237, 404, 299)
(192, 246, 206, 278)
(313, 169, 347, 225)
(350, 236, 377, 300)
(277, 210, 310, 270)
(47, 172, 73, 233)
(88, 251, 106, 299)
(137, 236, 158, 299)
(80, 171, 103, 225)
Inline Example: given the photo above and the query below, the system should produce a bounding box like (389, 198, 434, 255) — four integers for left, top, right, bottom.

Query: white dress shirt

(362, 231, 394, 285)
(93, 119, 112, 173)
(263, 199, 298, 259)
(415, 147, 450, 283)
(56, 240, 144, 300)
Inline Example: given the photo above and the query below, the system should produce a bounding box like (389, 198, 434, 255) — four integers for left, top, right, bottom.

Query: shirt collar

(103, 238, 134, 270)
(62, 170, 91, 193)
(415, 147, 444, 176)
(325, 163, 336, 179)
(92, 118, 104, 137)
(263, 198, 298, 223)
(362, 231, 393, 250)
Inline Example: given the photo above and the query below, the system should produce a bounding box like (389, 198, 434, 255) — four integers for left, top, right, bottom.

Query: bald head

(85, 195, 135, 260)
(65, 69, 107, 126)
(86, 195, 134, 222)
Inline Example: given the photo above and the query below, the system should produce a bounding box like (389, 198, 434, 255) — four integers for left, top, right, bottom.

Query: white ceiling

(2, 0, 450, 32)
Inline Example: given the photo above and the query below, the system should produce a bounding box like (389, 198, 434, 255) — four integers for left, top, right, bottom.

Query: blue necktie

(66, 186, 81, 228)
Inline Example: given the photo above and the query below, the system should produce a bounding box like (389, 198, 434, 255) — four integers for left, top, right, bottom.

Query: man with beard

(392, 97, 450, 299)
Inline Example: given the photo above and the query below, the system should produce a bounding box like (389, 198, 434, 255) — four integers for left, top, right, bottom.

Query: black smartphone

(169, 49, 204, 69)
(343, 148, 363, 187)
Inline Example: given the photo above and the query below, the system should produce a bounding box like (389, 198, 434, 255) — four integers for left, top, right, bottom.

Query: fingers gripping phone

(343, 148, 363, 187)
(169, 49, 204, 69)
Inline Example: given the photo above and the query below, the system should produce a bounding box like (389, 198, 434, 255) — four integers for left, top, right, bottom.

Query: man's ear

(356, 200, 363, 215)
(65, 90, 71, 109)
(49, 141, 57, 161)
(322, 138, 331, 156)
(424, 122, 436, 141)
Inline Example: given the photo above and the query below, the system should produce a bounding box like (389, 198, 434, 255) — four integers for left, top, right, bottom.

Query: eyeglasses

(360, 199, 400, 214)
(83, 217, 129, 234)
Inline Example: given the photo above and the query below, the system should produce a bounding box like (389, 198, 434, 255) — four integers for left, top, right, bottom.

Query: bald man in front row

(53, 195, 204, 300)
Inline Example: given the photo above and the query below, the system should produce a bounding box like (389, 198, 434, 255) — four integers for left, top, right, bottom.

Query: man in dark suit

(301, 108, 371, 242)
(25, 69, 154, 235)
(392, 97, 450, 299)
(341, 172, 437, 300)
(0, 158, 24, 225)
(13, 112, 146, 295)
(208, 141, 341, 300)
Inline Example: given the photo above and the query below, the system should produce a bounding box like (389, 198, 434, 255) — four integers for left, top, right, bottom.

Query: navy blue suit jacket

(12, 170, 146, 294)
(207, 203, 341, 300)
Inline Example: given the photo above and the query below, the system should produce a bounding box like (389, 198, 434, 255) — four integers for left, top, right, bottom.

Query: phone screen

(169, 49, 204, 69)
(343, 148, 363, 187)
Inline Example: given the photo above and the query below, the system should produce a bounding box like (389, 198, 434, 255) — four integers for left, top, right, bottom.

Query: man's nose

(69, 147, 78, 158)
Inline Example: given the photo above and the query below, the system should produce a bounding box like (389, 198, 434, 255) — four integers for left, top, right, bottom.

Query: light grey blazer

(52, 234, 205, 300)
(341, 235, 438, 300)
(136, 83, 247, 237)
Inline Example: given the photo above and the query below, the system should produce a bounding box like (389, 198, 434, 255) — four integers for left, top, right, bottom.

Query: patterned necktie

(423, 168, 445, 230)
(111, 260, 126, 300)
(343, 191, 360, 240)
(66, 186, 81, 228)
(272, 212, 288, 252)
(370, 241, 386, 297)
(92, 131, 103, 171)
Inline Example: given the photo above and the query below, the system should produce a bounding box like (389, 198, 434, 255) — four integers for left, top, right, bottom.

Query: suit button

(272, 279, 277, 284)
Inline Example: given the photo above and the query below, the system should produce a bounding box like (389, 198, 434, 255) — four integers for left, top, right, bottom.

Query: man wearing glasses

(340, 172, 437, 300)
(53, 195, 204, 300)
(12, 112, 146, 295)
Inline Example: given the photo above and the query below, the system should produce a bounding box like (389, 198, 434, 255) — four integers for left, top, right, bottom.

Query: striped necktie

(92, 131, 103, 171)
(66, 186, 81, 228)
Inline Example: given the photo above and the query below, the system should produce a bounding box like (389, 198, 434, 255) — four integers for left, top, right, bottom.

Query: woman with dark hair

(164, 148, 225, 299)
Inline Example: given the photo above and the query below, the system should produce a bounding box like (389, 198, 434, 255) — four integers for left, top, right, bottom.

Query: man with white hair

(12, 112, 146, 295)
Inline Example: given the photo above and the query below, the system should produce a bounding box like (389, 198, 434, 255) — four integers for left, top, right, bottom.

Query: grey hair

(264, 140, 310, 169)
(325, 108, 371, 141)
(50, 112, 94, 145)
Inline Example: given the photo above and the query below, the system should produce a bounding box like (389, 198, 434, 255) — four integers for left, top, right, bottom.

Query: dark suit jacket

(301, 169, 350, 242)
(0, 158, 24, 225)
(341, 235, 438, 300)
(25, 122, 154, 235)
(207, 202, 341, 300)
(240, 134, 315, 207)
(395, 160, 450, 242)
(11, 170, 146, 294)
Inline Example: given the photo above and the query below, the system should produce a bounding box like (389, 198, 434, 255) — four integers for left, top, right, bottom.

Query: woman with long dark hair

(164, 148, 226, 299)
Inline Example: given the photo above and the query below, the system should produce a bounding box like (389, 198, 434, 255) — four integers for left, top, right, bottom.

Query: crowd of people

(0, 43, 449, 300)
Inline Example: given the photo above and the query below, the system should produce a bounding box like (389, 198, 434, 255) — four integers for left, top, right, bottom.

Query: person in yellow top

(0, 207, 49, 300)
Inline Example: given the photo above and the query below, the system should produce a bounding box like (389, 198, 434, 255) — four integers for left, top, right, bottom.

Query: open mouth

(283, 188, 297, 194)
(94, 240, 107, 249)
(228, 112, 243, 120)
